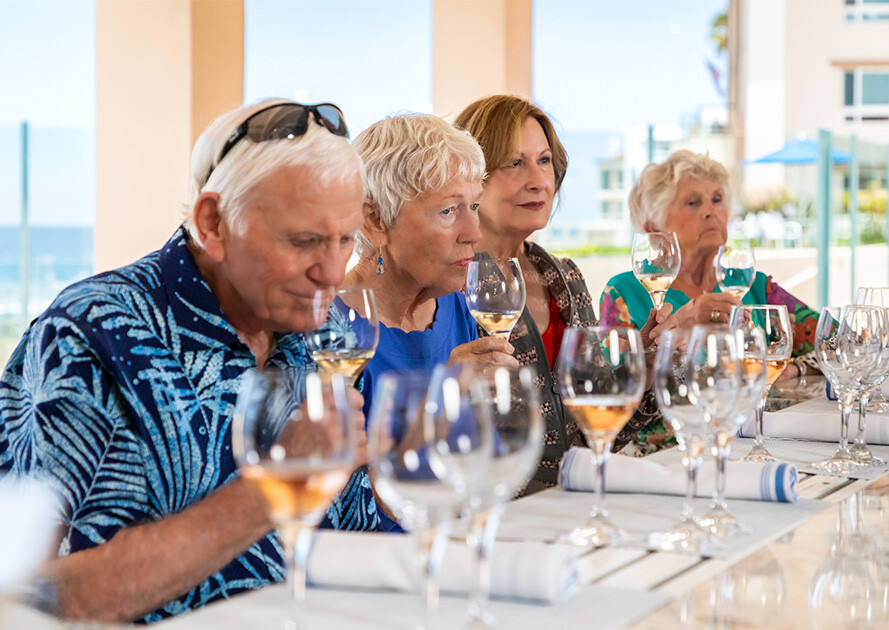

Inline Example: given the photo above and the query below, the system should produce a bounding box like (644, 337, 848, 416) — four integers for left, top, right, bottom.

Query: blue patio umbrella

(750, 137, 851, 164)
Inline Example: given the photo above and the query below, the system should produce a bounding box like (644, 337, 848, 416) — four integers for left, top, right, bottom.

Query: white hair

(628, 149, 731, 232)
(351, 113, 485, 258)
(185, 98, 364, 241)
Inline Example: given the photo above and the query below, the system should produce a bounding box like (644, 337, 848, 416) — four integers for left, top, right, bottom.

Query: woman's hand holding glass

(632, 232, 681, 310)
(233, 369, 356, 630)
(556, 327, 646, 548)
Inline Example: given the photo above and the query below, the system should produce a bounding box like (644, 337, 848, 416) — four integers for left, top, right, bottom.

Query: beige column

(432, 0, 532, 120)
(95, 0, 243, 272)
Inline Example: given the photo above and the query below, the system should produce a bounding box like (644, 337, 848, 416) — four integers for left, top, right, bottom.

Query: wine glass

(232, 368, 356, 630)
(463, 366, 543, 628)
(305, 288, 379, 384)
(650, 329, 712, 553)
(813, 306, 882, 475)
(715, 245, 756, 300)
(718, 549, 787, 626)
(729, 305, 792, 463)
(367, 367, 493, 630)
(631, 232, 681, 310)
(848, 306, 889, 468)
(556, 326, 646, 548)
(464, 258, 526, 340)
(685, 324, 745, 537)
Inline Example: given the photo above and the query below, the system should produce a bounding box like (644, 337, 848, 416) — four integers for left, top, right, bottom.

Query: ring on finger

(710, 309, 721, 323)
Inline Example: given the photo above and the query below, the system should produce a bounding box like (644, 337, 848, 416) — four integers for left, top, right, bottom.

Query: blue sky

(0, 0, 727, 226)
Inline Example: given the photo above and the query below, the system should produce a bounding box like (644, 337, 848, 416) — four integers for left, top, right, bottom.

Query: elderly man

(0, 99, 375, 623)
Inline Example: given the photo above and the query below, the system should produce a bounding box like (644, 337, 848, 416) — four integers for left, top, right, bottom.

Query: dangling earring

(376, 252, 385, 275)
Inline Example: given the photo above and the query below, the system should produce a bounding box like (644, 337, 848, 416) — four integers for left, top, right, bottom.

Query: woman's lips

(519, 201, 546, 211)
(454, 258, 473, 267)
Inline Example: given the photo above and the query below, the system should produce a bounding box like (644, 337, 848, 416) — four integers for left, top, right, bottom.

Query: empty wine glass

(305, 288, 379, 384)
(685, 325, 745, 537)
(715, 245, 756, 300)
(718, 549, 787, 626)
(849, 306, 889, 468)
(729, 305, 792, 463)
(464, 365, 543, 629)
(556, 326, 646, 548)
(233, 368, 356, 630)
(631, 232, 681, 310)
(813, 306, 882, 475)
(855, 287, 889, 414)
(464, 258, 526, 340)
(367, 367, 493, 630)
(650, 329, 712, 553)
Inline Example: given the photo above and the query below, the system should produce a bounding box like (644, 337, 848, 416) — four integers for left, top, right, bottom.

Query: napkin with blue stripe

(558, 446, 799, 503)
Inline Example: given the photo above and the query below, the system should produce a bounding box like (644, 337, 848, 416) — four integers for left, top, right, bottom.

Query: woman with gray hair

(599, 150, 818, 449)
(342, 114, 517, 423)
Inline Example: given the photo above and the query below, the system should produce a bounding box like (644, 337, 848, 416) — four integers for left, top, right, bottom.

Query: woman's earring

(376, 253, 385, 275)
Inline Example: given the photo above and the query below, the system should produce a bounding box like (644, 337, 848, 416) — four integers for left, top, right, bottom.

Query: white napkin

(740, 397, 889, 444)
(0, 476, 59, 591)
(307, 530, 578, 604)
(558, 446, 799, 503)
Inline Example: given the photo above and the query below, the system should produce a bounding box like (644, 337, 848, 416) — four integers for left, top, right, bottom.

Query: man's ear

(362, 200, 388, 249)
(192, 192, 226, 262)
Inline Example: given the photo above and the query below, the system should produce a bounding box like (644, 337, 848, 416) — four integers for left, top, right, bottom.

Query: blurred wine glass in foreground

(557, 326, 645, 548)
(631, 232, 681, 310)
(233, 369, 355, 630)
(465, 258, 526, 340)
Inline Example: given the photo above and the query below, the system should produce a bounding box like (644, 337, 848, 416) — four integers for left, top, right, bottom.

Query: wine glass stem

(416, 524, 448, 628)
(713, 434, 731, 507)
(682, 441, 704, 522)
(468, 505, 502, 621)
(280, 523, 312, 630)
(754, 388, 769, 448)
(592, 440, 610, 519)
(839, 393, 855, 452)
(854, 390, 872, 446)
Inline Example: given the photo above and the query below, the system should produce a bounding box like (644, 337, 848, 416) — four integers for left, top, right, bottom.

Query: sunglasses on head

(204, 101, 349, 185)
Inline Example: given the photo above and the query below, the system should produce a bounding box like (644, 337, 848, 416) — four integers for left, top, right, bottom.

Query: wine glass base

(698, 505, 750, 538)
(743, 442, 776, 463)
(559, 517, 625, 549)
(811, 450, 864, 476)
(464, 608, 496, 630)
(648, 519, 716, 554)
(850, 444, 887, 468)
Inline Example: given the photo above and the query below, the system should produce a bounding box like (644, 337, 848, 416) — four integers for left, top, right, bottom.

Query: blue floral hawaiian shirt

(0, 228, 383, 622)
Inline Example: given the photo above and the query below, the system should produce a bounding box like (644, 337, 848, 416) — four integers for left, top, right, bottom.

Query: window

(845, 0, 889, 21)
(843, 69, 889, 121)
(601, 170, 611, 189)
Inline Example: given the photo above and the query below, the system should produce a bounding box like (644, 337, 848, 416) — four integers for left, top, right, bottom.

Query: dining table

(2, 375, 888, 629)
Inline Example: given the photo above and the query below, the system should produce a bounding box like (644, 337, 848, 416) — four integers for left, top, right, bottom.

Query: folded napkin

(740, 397, 889, 445)
(307, 530, 578, 604)
(558, 446, 798, 503)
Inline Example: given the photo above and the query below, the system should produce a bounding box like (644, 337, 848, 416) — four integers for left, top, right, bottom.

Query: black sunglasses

(204, 101, 349, 185)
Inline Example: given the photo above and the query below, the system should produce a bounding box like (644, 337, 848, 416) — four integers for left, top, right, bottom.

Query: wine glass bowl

(631, 232, 681, 310)
(715, 245, 756, 300)
(465, 258, 526, 340)
(305, 288, 379, 384)
(233, 368, 356, 630)
(556, 326, 645, 548)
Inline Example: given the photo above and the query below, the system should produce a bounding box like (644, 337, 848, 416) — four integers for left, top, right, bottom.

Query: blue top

(358, 291, 479, 420)
(0, 228, 384, 622)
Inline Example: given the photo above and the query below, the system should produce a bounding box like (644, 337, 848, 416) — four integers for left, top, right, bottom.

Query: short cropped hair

(185, 98, 364, 241)
(352, 114, 485, 258)
(454, 94, 568, 196)
(628, 150, 731, 232)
